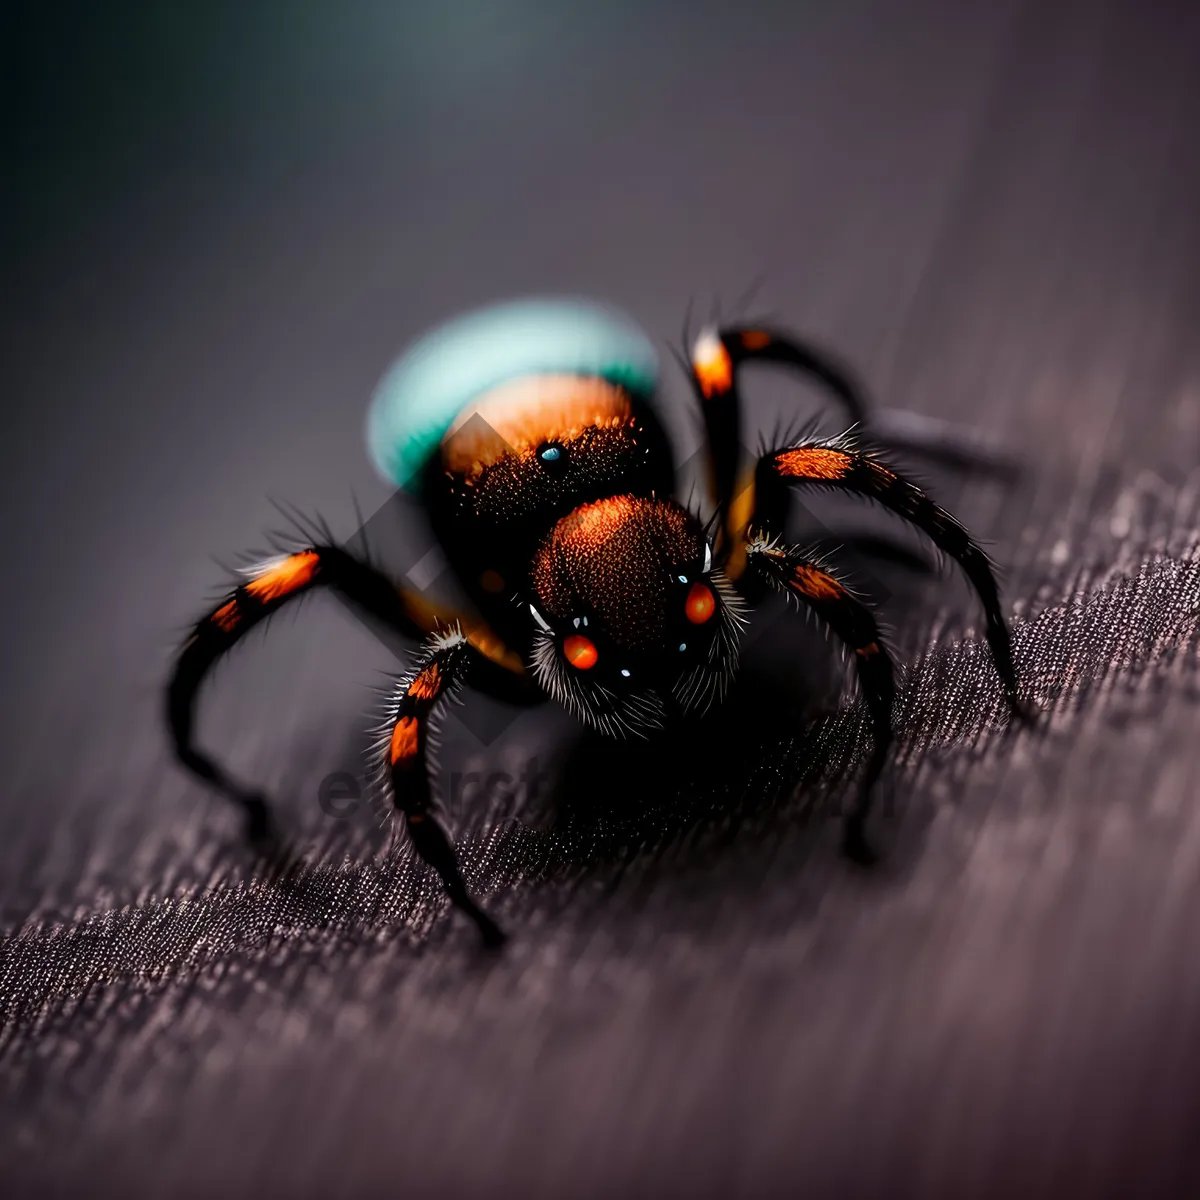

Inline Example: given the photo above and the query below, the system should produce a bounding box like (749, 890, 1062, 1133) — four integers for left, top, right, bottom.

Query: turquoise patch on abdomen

(366, 297, 659, 491)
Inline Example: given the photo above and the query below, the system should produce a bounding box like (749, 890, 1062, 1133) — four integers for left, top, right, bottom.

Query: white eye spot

(678, 643, 687, 652)
(703, 542, 713, 573)
(620, 668, 631, 678)
(529, 604, 551, 631)
(678, 575, 688, 584)
(573, 617, 581, 628)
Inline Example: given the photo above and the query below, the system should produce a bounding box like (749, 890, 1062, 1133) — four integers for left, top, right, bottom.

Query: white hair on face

(530, 628, 665, 739)
(529, 566, 748, 735)
(670, 569, 748, 716)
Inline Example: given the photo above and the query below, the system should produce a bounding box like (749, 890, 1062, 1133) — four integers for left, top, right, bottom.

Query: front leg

(754, 436, 1024, 714)
(744, 535, 897, 863)
(687, 325, 870, 571)
(382, 628, 506, 947)
(169, 545, 432, 845)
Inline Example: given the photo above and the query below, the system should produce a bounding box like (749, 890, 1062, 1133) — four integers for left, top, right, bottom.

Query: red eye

(685, 582, 716, 624)
(563, 634, 598, 669)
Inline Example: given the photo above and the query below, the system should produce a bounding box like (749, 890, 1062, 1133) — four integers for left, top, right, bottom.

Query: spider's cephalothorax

(168, 297, 1025, 946)
(527, 494, 747, 738)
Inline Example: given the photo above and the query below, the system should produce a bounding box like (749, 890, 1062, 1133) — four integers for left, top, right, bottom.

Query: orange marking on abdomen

(407, 663, 442, 700)
(440, 375, 633, 478)
(389, 716, 420, 765)
(776, 448, 853, 481)
(245, 551, 320, 603)
(792, 564, 847, 601)
(211, 599, 240, 632)
(740, 330, 772, 350)
(856, 641, 880, 658)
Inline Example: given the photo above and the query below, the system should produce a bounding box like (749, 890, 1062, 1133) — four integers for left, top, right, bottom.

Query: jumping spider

(168, 297, 1024, 945)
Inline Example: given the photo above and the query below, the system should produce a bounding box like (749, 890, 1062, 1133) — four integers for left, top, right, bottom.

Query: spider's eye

(563, 634, 598, 669)
(684, 581, 716, 625)
(538, 442, 566, 466)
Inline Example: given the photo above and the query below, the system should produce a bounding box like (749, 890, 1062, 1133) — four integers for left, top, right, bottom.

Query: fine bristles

(670, 568, 747, 717)
(531, 628, 665, 739)
(366, 627, 468, 817)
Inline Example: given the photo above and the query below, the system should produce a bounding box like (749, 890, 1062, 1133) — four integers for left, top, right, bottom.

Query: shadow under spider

(545, 661, 872, 874)
(542, 545, 945, 879)
(240, 557, 939, 926)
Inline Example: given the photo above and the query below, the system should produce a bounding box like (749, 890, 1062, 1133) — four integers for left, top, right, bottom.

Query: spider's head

(528, 496, 746, 737)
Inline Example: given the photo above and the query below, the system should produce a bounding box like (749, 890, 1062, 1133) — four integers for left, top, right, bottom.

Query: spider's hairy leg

(746, 537, 895, 863)
(683, 324, 869, 575)
(378, 630, 505, 947)
(689, 324, 868, 430)
(683, 322, 1018, 543)
(167, 545, 430, 843)
(755, 440, 1025, 715)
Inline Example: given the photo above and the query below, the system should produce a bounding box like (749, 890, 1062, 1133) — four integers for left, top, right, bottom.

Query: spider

(168, 296, 1024, 946)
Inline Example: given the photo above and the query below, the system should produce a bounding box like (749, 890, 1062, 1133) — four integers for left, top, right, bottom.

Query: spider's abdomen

(432, 373, 671, 529)
(367, 297, 660, 493)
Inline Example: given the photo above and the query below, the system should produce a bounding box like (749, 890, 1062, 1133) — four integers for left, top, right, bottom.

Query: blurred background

(2, 1, 1199, 1195)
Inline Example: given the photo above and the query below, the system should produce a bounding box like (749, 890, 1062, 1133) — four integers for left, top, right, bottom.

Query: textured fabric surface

(3, 1, 1200, 1196)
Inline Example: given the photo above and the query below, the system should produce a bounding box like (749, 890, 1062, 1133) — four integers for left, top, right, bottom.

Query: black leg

(685, 324, 870, 565)
(868, 409, 1022, 479)
(682, 322, 1022, 572)
(754, 436, 1025, 714)
(744, 536, 896, 862)
(381, 631, 506, 947)
(167, 545, 434, 841)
